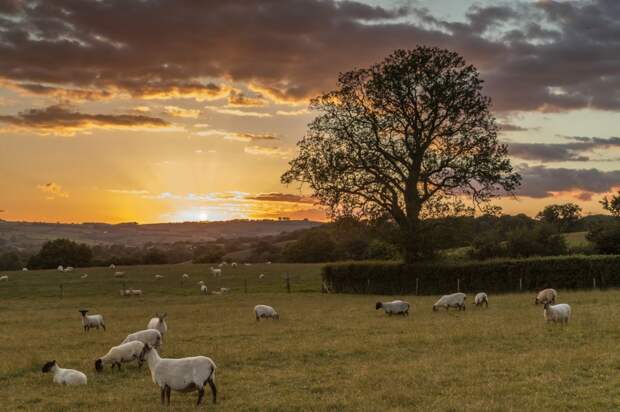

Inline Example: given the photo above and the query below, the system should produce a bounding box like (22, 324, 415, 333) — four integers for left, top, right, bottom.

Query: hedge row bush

(322, 255, 620, 295)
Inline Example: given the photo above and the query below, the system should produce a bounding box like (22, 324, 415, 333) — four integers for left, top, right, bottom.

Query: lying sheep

(474, 292, 489, 307)
(79, 309, 106, 331)
(122, 329, 162, 349)
(544, 302, 571, 325)
(535, 288, 557, 305)
(147, 313, 168, 340)
(114, 271, 125, 278)
(95, 341, 145, 372)
(433, 293, 466, 311)
(129, 288, 142, 296)
(200, 285, 208, 295)
(244, 263, 252, 266)
(64, 266, 75, 272)
(375, 300, 410, 316)
(254, 304, 279, 321)
(140, 344, 217, 406)
(0, 275, 8, 281)
(42, 360, 87, 385)
(154, 274, 164, 279)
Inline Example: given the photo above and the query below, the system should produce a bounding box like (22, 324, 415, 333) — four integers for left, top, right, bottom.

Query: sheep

(217, 263, 224, 268)
(210, 268, 222, 277)
(375, 300, 410, 316)
(95, 341, 145, 372)
(129, 288, 142, 296)
(231, 262, 238, 268)
(41, 360, 87, 385)
(254, 304, 279, 321)
(474, 292, 489, 307)
(200, 285, 208, 295)
(182, 273, 190, 280)
(122, 329, 162, 349)
(0, 275, 8, 281)
(198, 280, 205, 286)
(79, 309, 106, 331)
(220, 287, 230, 293)
(543, 302, 571, 325)
(114, 271, 125, 278)
(258, 274, 265, 280)
(64, 266, 75, 272)
(211, 290, 222, 295)
(109, 264, 116, 269)
(140, 344, 217, 406)
(57, 265, 64, 271)
(80, 273, 88, 279)
(147, 313, 168, 340)
(433, 293, 467, 311)
(244, 263, 252, 266)
(266, 261, 272, 265)
(535, 288, 557, 305)
(154, 274, 164, 279)
(22, 267, 28, 271)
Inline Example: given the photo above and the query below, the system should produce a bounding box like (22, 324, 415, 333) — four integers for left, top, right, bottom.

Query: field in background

(1, 263, 620, 411)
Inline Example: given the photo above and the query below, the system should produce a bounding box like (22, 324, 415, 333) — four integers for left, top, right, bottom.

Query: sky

(0, 0, 619, 223)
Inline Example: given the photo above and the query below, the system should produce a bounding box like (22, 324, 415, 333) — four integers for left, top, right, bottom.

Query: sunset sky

(1, 0, 619, 223)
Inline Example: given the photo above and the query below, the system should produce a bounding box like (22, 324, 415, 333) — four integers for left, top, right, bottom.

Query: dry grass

(1, 263, 619, 411)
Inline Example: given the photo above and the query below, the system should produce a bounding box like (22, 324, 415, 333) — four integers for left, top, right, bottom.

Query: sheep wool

(79, 309, 106, 331)
(544, 303, 571, 324)
(375, 300, 410, 316)
(95, 341, 145, 371)
(254, 305, 279, 321)
(147, 313, 168, 339)
(122, 329, 162, 348)
(42, 360, 87, 385)
(474, 292, 489, 307)
(433, 293, 467, 311)
(535, 288, 557, 305)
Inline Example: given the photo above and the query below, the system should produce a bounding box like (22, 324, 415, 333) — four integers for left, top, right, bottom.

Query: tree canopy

(282, 47, 520, 262)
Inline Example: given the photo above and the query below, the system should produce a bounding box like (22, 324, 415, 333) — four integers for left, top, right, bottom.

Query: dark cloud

(247, 193, 315, 203)
(498, 123, 528, 132)
(0, 0, 617, 111)
(515, 164, 620, 198)
(0, 104, 169, 135)
(227, 92, 268, 107)
(508, 136, 620, 162)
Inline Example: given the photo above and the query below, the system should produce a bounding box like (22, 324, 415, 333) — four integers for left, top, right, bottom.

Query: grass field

(1, 263, 620, 411)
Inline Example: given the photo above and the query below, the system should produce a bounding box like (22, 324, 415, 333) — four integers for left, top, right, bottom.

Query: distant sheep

(22, 267, 28, 271)
(474, 292, 489, 307)
(375, 300, 410, 316)
(220, 287, 230, 293)
(544, 302, 571, 324)
(535, 288, 557, 305)
(0, 275, 8, 281)
(114, 271, 125, 278)
(79, 309, 106, 331)
(121, 288, 142, 297)
(122, 329, 162, 348)
(109, 264, 116, 269)
(95, 341, 145, 372)
(433, 293, 466, 311)
(258, 274, 265, 280)
(147, 313, 168, 339)
(231, 262, 238, 267)
(244, 263, 252, 266)
(81, 273, 88, 279)
(200, 285, 208, 295)
(266, 261, 272, 265)
(254, 304, 279, 321)
(182, 273, 190, 280)
(154, 274, 164, 279)
(64, 266, 75, 272)
(42, 360, 87, 385)
(210, 268, 222, 277)
(57, 265, 64, 271)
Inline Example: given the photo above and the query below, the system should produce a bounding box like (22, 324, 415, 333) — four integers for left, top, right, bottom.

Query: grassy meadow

(1, 263, 620, 411)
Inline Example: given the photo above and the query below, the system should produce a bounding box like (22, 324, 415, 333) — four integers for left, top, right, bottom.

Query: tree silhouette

(282, 47, 520, 262)
(600, 191, 620, 217)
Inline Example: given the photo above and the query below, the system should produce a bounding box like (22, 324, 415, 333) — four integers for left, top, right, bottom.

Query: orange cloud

(163, 105, 201, 118)
(37, 182, 68, 199)
(227, 91, 268, 107)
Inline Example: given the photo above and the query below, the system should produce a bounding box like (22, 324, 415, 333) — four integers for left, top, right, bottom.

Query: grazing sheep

(244, 263, 252, 266)
(535, 288, 557, 305)
(64, 266, 75, 272)
(211, 290, 222, 295)
(81, 273, 88, 279)
(154, 274, 164, 279)
(140, 344, 217, 406)
(258, 274, 265, 280)
(114, 271, 125, 278)
(198, 280, 205, 286)
(433, 293, 467, 311)
(182, 273, 190, 280)
(218, 263, 224, 268)
(57, 265, 64, 271)
(254, 305, 279, 321)
(129, 288, 142, 296)
(266, 261, 272, 265)
(122, 329, 162, 348)
(42, 360, 87, 385)
(474, 292, 489, 307)
(220, 287, 230, 293)
(231, 262, 238, 268)
(147, 313, 168, 340)
(375, 300, 410, 316)
(95, 341, 145, 372)
(22, 267, 28, 271)
(0, 275, 8, 281)
(210, 268, 222, 277)
(79, 309, 106, 331)
(200, 285, 208, 295)
(543, 302, 571, 325)
(109, 264, 116, 269)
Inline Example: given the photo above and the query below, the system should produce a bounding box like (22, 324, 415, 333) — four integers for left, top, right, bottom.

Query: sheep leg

(165, 386, 171, 405)
(207, 378, 217, 404)
(101, 323, 106, 331)
(160, 387, 166, 404)
(197, 388, 205, 405)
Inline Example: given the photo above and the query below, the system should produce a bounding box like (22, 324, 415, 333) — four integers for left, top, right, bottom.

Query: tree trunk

(401, 219, 425, 264)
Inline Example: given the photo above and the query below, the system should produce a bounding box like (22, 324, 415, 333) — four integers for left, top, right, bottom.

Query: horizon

(1, 0, 619, 223)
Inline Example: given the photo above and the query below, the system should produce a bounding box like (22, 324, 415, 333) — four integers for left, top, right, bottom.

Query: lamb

(375, 300, 410, 316)
(95, 341, 145, 371)
(254, 304, 279, 321)
(122, 329, 162, 348)
(79, 309, 106, 331)
(140, 344, 217, 406)
(200, 285, 208, 295)
(0, 275, 8, 281)
(210, 268, 222, 277)
(147, 313, 168, 340)
(535, 288, 557, 305)
(80, 273, 88, 279)
(42, 360, 87, 385)
(474, 292, 489, 307)
(433, 293, 467, 311)
(154, 274, 164, 279)
(114, 271, 125, 278)
(543, 302, 571, 325)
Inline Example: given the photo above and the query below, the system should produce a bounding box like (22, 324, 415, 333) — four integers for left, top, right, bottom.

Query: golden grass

(1, 263, 619, 411)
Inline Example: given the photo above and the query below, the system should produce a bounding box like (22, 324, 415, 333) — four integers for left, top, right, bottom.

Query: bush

(322, 255, 620, 295)
(28, 239, 93, 269)
(587, 223, 620, 255)
(0, 252, 21, 270)
(505, 225, 567, 258)
(468, 231, 505, 260)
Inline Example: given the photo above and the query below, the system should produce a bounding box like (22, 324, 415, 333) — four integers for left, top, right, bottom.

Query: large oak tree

(282, 47, 521, 262)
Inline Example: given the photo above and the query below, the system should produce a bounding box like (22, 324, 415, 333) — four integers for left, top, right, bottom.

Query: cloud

(0, 105, 170, 136)
(515, 164, 620, 199)
(498, 123, 528, 132)
(508, 136, 620, 162)
(224, 132, 278, 142)
(163, 105, 200, 118)
(275, 108, 311, 116)
(227, 91, 268, 107)
(204, 105, 272, 118)
(246, 193, 315, 204)
(3, 82, 115, 101)
(107, 189, 150, 195)
(244, 145, 291, 157)
(37, 182, 68, 199)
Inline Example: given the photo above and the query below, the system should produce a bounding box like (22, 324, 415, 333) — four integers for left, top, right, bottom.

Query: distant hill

(0, 219, 323, 250)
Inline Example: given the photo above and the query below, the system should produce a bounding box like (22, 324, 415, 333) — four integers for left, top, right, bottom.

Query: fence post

(416, 278, 419, 296)
(59, 283, 64, 299)
(286, 274, 291, 293)
(593, 277, 597, 290)
(457, 278, 460, 293)
(519, 278, 523, 292)
(244, 279, 248, 294)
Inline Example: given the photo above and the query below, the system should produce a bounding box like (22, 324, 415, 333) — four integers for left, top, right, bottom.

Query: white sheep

(220, 287, 230, 293)
(80, 273, 88, 279)
(474, 292, 489, 307)
(129, 288, 142, 296)
(109, 264, 116, 269)
(64, 266, 75, 272)
(114, 271, 125, 278)
(57, 265, 64, 271)
(211, 268, 222, 277)
(258, 274, 265, 280)
(95, 341, 145, 372)
(375, 300, 410, 316)
(198, 280, 205, 286)
(535, 288, 557, 305)
(79, 309, 106, 331)
(122, 329, 162, 348)
(200, 285, 208, 295)
(211, 290, 222, 295)
(433, 293, 466, 311)
(254, 304, 279, 321)
(544, 302, 571, 324)
(244, 263, 252, 266)
(231, 262, 238, 268)
(0, 275, 8, 281)
(218, 263, 224, 268)
(22, 267, 28, 271)
(147, 313, 168, 340)
(266, 261, 272, 264)
(182, 273, 190, 280)
(41, 360, 87, 385)
(140, 344, 217, 406)
(154, 274, 164, 279)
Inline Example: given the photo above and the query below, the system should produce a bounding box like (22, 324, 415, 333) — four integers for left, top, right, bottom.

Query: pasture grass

(1, 263, 619, 411)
